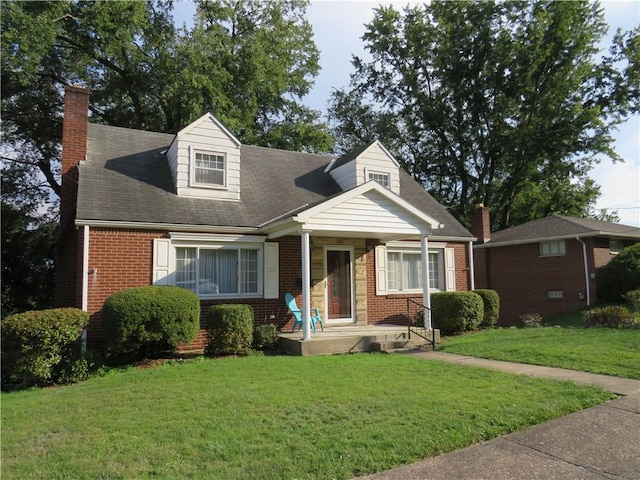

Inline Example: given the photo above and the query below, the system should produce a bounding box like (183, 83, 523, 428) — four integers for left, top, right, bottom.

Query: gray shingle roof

(77, 123, 471, 238)
(484, 214, 640, 246)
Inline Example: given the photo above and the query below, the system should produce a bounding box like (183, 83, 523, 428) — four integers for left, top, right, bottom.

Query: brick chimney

(471, 203, 491, 244)
(55, 85, 90, 308)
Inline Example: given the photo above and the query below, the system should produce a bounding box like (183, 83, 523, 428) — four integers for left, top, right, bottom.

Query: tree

(328, 1, 638, 230)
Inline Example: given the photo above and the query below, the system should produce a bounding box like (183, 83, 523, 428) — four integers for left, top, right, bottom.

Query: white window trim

(153, 236, 278, 299)
(385, 246, 445, 293)
(190, 146, 227, 190)
(365, 167, 391, 189)
(540, 240, 566, 257)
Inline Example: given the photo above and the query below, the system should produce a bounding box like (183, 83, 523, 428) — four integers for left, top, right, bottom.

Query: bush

(519, 313, 543, 328)
(583, 306, 636, 328)
(430, 292, 484, 335)
(624, 290, 640, 311)
(252, 324, 279, 351)
(102, 286, 200, 358)
(473, 289, 500, 328)
(596, 243, 640, 302)
(205, 304, 254, 356)
(1, 308, 89, 388)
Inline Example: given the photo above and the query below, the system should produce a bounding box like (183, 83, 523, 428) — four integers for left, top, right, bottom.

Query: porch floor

(278, 324, 440, 356)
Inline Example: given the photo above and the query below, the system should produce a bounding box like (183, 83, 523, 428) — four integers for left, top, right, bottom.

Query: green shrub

(430, 292, 484, 335)
(596, 243, 640, 302)
(473, 289, 500, 328)
(520, 313, 543, 328)
(583, 306, 636, 328)
(205, 305, 254, 356)
(102, 286, 200, 358)
(624, 290, 640, 311)
(1, 308, 89, 388)
(252, 324, 279, 351)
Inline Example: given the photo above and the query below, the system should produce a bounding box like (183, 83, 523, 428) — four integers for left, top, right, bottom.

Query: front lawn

(441, 327, 640, 379)
(1, 354, 614, 480)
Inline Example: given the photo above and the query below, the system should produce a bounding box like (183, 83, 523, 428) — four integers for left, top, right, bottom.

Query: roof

(479, 214, 640, 248)
(77, 123, 472, 239)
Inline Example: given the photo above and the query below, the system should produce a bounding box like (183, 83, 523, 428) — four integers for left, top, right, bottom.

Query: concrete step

(370, 339, 425, 352)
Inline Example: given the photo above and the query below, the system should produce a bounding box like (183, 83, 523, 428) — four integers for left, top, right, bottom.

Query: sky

(174, 0, 640, 227)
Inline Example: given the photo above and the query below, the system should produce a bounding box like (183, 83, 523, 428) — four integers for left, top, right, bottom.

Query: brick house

(55, 86, 474, 351)
(472, 205, 640, 324)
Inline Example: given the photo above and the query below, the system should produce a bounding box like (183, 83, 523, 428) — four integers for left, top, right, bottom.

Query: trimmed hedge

(596, 243, 640, 302)
(253, 323, 279, 351)
(102, 286, 200, 358)
(431, 292, 484, 335)
(583, 306, 636, 329)
(1, 308, 89, 388)
(205, 304, 254, 356)
(473, 289, 500, 328)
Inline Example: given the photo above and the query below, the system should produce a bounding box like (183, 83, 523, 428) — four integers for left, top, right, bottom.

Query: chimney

(59, 85, 90, 229)
(55, 85, 89, 308)
(471, 203, 491, 244)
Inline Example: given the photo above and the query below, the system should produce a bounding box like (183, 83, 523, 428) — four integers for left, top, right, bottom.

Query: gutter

(576, 237, 591, 306)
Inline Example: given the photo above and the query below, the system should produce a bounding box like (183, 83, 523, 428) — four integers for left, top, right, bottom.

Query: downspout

(576, 237, 591, 307)
(468, 241, 475, 290)
(81, 225, 90, 353)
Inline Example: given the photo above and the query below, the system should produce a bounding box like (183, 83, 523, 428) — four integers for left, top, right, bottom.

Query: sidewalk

(355, 351, 640, 480)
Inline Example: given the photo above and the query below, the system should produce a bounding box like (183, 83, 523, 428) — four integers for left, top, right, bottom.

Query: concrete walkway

(356, 351, 640, 480)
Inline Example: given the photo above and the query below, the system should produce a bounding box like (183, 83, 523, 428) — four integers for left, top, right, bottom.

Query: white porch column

(421, 235, 432, 330)
(301, 230, 312, 340)
(468, 241, 475, 290)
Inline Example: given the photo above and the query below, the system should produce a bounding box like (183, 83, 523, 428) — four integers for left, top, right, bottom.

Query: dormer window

(368, 170, 390, 189)
(193, 150, 226, 187)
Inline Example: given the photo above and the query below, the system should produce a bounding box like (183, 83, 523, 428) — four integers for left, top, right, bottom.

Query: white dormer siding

(166, 113, 241, 200)
(328, 140, 400, 195)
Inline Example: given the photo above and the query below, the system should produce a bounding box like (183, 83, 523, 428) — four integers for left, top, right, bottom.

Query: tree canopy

(328, 0, 639, 229)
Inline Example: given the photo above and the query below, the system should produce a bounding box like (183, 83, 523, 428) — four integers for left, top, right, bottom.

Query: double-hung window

(175, 246, 259, 296)
(193, 151, 225, 187)
(386, 249, 444, 292)
(540, 240, 566, 256)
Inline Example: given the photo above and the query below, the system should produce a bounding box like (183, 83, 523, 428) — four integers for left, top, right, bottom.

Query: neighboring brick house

(472, 205, 640, 324)
(55, 86, 474, 351)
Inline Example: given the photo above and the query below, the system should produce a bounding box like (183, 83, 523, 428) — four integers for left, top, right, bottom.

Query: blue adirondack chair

(285, 293, 324, 333)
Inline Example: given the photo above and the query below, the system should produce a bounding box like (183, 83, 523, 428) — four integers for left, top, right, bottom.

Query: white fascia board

(474, 232, 599, 249)
(323, 157, 337, 173)
(75, 219, 258, 234)
(176, 112, 241, 148)
(295, 181, 442, 229)
(168, 232, 266, 243)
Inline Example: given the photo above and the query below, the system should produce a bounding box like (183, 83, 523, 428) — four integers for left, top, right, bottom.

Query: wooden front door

(326, 249, 353, 322)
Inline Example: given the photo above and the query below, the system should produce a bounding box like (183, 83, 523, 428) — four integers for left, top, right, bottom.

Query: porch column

(301, 230, 312, 340)
(421, 235, 432, 330)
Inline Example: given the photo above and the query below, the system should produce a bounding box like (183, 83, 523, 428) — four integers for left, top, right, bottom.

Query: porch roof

(260, 181, 442, 241)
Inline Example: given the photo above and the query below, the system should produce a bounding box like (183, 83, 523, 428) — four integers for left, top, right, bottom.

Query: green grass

(1, 354, 614, 480)
(441, 313, 640, 379)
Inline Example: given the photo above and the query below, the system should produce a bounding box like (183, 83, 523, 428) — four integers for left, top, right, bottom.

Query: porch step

(370, 339, 425, 353)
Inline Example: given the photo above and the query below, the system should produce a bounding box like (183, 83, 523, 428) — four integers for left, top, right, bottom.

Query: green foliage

(473, 290, 500, 328)
(431, 292, 484, 334)
(205, 305, 254, 356)
(583, 306, 636, 329)
(102, 286, 200, 358)
(596, 243, 640, 302)
(520, 313, 543, 328)
(328, 1, 638, 229)
(252, 324, 280, 351)
(1, 308, 89, 388)
(624, 290, 640, 311)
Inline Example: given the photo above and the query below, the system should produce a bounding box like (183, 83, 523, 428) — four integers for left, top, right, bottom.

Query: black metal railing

(406, 298, 436, 350)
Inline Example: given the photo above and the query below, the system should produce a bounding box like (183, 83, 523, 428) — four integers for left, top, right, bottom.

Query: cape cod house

(472, 205, 640, 323)
(55, 86, 475, 351)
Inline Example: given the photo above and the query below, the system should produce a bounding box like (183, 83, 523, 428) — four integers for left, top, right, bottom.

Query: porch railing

(406, 298, 436, 350)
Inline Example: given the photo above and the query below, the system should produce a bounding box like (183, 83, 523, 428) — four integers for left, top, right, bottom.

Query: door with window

(325, 248, 354, 323)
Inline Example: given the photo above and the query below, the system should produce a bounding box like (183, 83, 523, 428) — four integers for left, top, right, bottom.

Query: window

(194, 151, 225, 187)
(386, 250, 442, 291)
(540, 240, 566, 256)
(175, 246, 259, 296)
(368, 171, 390, 189)
(609, 239, 623, 254)
(546, 290, 564, 299)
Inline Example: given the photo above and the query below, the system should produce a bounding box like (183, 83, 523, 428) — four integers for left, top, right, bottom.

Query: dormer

(166, 113, 241, 200)
(325, 140, 401, 195)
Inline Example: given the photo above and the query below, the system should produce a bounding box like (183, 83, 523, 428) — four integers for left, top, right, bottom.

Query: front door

(325, 248, 354, 323)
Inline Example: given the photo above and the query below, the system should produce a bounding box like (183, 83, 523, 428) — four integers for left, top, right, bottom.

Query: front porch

(278, 324, 441, 356)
